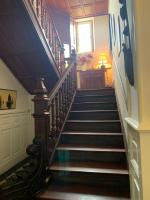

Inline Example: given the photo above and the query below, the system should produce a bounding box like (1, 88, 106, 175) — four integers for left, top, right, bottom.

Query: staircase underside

(0, 0, 59, 94)
(37, 88, 130, 200)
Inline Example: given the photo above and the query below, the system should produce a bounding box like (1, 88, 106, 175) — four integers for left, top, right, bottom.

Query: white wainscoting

(0, 110, 34, 174)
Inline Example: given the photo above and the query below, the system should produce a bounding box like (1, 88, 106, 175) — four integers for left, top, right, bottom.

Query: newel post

(32, 78, 50, 165)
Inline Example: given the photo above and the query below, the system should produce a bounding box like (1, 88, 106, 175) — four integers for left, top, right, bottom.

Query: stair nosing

(77, 88, 114, 91)
(50, 164, 128, 175)
(70, 110, 118, 113)
(73, 101, 116, 105)
(66, 120, 120, 123)
(56, 146, 126, 152)
(61, 132, 123, 136)
(76, 94, 115, 98)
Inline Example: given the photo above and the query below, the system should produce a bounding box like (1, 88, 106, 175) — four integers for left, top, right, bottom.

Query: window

(76, 20, 94, 53)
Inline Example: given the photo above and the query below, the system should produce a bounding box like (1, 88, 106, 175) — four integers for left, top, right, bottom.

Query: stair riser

(52, 172, 129, 188)
(74, 96, 116, 103)
(55, 150, 127, 164)
(77, 89, 115, 96)
(72, 103, 117, 111)
(60, 135, 124, 147)
(64, 122, 122, 132)
(68, 111, 119, 120)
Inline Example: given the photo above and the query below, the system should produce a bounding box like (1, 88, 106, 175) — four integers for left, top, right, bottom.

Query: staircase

(37, 88, 130, 200)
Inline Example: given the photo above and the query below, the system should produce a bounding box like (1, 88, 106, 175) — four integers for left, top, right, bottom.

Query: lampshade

(97, 53, 111, 69)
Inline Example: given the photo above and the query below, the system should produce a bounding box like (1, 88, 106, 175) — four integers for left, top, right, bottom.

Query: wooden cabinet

(78, 69, 105, 89)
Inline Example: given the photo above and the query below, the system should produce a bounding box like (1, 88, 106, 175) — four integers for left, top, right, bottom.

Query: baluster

(38, 0, 42, 27)
(29, 0, 64, 74)
(55, 93, 60, 134)
(57, 43, 60, 68)
(52, 29, 55, 56)
(31, 0, 34, 5)
(41, 0, 44, 28)
(48, 19, 51, 46)
(49, 20, 53, 47)
(36, 0, 39, 17)
(53, 36, 56, 58)
(58, 46, 61, 72)
(43, 8, 46, 32)
(49, 101, 52, 137)
(69, 71, 73, 100)
(51, 98, 57, 140)
(45, 10, 48, 38)
(70, 68, 74, 96)
(60, 45, 65, 74)
(55, 41, 58, 66)
(67, 72, 71, 103)
(62, 83, 66, 118)
(69, 73, 72, 103)
(66, 75, 70, 106)
(64, 79, 68, 113)
(59, 87, 63, 126)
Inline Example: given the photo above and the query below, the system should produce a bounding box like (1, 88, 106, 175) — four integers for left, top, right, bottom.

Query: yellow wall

(0, 59, 34, 174)
(133, 0, 150, 130)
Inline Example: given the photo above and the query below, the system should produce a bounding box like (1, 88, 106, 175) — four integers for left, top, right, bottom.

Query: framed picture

(0, 89, 17, 110)
(108, 14, 113, 52)
(113, 14, 116, 45)
(117, 15, 122, 56)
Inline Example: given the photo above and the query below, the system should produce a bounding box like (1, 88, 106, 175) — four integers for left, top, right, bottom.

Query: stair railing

(0, 51, 76, 200)
(32, 51, 77, 167)
(27, 0, 65, 75)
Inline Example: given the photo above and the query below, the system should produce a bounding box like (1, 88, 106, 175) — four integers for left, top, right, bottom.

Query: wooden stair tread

(70, 110, 118, 113)
(50, 162, 128, 174)
(76, 94, 114, 97)
(73, 101, 116, 105)
(62, 132, 123, 136)
(66, 120, 120, 122)
(37, 90, 130, 200)
(38, 182, 130, 200)
(57, 144, 125, 152)
(77, 88, 114, 91)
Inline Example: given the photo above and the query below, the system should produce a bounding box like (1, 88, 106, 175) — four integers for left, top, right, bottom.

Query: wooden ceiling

(47, 0, 108, 19)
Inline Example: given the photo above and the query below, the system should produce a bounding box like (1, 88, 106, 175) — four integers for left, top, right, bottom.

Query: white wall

(0, 59, 34, 174)
(109, 0, 150, 199)
(94, 15, 109, 53)
(109, 0, 141, 199)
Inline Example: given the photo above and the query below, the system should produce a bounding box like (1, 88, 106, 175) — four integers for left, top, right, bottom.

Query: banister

(33, 50, 77, 164)
(48, 61, 75, 101)
(25, 0, 65, 75)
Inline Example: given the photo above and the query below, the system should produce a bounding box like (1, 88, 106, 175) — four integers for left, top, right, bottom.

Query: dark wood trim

(22, 0, 60, 78)
(0, 157, 30, 182)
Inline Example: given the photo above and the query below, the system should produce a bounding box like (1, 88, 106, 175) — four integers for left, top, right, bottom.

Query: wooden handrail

(27, 0, 65, 75)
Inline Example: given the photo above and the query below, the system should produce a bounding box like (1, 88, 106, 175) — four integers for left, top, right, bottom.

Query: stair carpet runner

(38, 88, 130, 200)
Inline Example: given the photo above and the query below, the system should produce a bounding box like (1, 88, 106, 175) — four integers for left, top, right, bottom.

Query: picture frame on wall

(108, 14, 113, 51)
(113, 14, 116, 45)
(0, 89, 17, 110)
(117, 15, 122, 56)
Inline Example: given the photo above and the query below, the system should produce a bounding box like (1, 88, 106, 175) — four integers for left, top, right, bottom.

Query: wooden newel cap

(34, 78, 48, 95)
